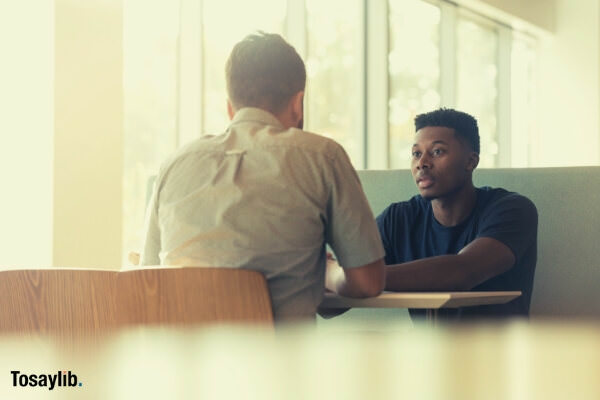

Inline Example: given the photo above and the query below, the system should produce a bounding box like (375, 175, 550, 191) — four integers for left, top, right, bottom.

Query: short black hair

(226, 32, 306, 114)
(414, 108, 480, 154)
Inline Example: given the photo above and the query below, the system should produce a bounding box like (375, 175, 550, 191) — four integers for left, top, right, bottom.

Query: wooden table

(319, 291, 522, 321)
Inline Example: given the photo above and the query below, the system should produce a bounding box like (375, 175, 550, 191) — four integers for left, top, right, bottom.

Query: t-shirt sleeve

(376, 205, 396, 265)
(324, 146, 385, 268)
(477, 193, 538, 265)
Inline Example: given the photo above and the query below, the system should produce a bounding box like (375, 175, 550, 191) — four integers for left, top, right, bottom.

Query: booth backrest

(357, 167, 600, 318)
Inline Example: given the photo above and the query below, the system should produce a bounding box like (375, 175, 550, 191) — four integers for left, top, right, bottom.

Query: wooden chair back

(117, 267, 274, 326)
(0, 269, 118, 340)
(0, 267, 273, 339)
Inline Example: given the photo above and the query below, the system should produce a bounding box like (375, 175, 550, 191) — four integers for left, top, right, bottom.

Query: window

(388, 0, 441, 168)
(123, 0, 180, 262)
(305, 0, 364, 167)
(123, 0, 539, 260)
(202, 0, 286, 135)
(511, 33, 537, 167)
(456, 13, 499, 168)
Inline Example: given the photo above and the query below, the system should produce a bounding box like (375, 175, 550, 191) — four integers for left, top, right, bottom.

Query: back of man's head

(226, 32, 306, 115)
(415, 108, 480, 154)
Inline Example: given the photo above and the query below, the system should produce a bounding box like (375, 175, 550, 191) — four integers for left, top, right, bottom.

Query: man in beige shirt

(141, 32, 385, 321)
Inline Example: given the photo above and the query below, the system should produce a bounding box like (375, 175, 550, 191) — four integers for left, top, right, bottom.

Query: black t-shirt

(376, 187, 538, 320)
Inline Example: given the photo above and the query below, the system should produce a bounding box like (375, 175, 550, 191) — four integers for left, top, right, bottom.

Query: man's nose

(416, 154, 431, 169)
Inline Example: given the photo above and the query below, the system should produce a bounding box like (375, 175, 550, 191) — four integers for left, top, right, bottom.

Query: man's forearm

(386, 237, 517, 291)
(385, 254, 478, 291)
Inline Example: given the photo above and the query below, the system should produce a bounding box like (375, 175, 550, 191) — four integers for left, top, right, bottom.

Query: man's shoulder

(154, 134, 224, 179)
(276, 128, 347, 160)
(477, 187, 538, 216)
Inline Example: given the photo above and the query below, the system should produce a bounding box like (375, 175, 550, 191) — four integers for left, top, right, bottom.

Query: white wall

(534, 0, 600, 167)
(0, 1, 54, 267)
(53, 0, 123, 268)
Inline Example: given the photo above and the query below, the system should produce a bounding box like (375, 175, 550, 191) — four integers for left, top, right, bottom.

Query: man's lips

(416, 175, 435, 189)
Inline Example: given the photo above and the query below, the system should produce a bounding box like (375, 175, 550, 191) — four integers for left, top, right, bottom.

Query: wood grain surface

(0, 267, 273, 339)
(0, 269, 118, 340)
(117, 267, 273, 326)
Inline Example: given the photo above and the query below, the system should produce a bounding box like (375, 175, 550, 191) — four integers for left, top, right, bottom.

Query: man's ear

(290, 91, 304, 128)
(466, 152, 480, 172)
(227, 99, 235, 120)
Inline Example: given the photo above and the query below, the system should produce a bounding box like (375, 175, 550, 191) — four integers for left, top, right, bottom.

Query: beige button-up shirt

(141, 107, 384, 320)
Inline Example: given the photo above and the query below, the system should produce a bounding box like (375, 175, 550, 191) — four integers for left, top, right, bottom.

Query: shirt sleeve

(477, 193, 538, 265)
(324, 145, 385, 268)
(376, 205, 396, 265)
(139, 176, 161, 266)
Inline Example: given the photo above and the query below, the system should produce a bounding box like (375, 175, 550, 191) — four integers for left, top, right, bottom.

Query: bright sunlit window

(123, 0, 180, 263)
(306, 0, 363, 167)
(456, 13, 499, 168)
(123, 0, 539, 260)
(388, 0, 441, 168)
(202, 0, 286, 135)
(511, 33, 537, 168)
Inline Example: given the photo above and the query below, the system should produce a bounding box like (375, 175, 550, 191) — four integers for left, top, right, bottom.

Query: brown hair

(225, 32, 306, 114)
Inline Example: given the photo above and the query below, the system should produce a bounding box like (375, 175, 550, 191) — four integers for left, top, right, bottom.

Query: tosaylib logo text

(11, 370, 83, 390)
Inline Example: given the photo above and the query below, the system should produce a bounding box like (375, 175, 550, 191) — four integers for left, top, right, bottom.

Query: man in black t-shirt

(376, 108, 538, 320)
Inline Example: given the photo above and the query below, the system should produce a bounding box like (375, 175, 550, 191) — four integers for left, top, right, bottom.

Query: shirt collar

(229, 107, 285, 130)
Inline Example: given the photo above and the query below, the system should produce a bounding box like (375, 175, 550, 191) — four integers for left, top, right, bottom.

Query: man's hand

(318, 253, 351, 318)
(325, 255, 385, 298)
(324, 253, 343, 292)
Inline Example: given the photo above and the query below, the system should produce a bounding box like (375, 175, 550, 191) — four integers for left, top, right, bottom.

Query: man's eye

(432, 148, 444, 156)
(412, 151, 421, 158)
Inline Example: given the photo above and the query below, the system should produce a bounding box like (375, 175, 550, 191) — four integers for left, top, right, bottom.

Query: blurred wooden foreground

(0, 321, 598, 400)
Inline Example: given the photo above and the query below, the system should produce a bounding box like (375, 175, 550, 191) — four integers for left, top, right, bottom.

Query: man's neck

(431, 183, 477, 227)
